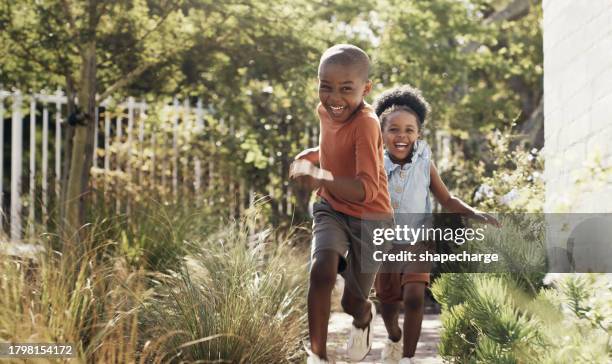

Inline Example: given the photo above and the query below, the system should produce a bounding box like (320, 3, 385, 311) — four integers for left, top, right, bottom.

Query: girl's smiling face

(382, 110, 421, 163)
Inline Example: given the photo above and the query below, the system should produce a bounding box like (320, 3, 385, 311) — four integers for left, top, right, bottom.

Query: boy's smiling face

(318, 62, 372, 123)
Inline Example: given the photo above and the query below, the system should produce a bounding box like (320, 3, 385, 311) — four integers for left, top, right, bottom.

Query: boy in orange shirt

(291, 44, 393, 363)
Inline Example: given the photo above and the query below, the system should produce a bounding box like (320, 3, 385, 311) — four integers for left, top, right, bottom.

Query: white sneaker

(381, 335, 402, 364)
(306, 353, 331, 364)
(346, 302, 376, 362)
(398, 357, 413, 364)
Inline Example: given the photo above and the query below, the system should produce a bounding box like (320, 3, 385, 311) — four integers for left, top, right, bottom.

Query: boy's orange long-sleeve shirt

(316, 103, 392, 219)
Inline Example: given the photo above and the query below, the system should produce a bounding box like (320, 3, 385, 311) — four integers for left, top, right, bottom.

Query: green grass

(141, 207, 309, 363)
(1, 199, 309, 363)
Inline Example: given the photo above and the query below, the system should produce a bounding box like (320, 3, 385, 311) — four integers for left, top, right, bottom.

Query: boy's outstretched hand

(289, 159, 333, 191)
(294, 146, 320, 164)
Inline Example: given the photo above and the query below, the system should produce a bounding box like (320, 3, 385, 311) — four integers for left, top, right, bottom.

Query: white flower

(500, 188, 519, 205)
(532, 171, 542, 181)
(475, 184, 494, 201)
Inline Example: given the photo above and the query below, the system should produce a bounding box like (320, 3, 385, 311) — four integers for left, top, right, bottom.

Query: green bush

(2, 199, 309, 363)
(140, 206, 308, 363)
(432, 273, 611, 363)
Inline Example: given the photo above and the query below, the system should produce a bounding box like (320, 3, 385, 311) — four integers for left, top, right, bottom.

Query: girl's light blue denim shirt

(384, 140, 433, 240)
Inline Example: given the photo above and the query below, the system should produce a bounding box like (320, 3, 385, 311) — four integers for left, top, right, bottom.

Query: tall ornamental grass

(1, 200, 309, 363)
(141, 206, 308, 363)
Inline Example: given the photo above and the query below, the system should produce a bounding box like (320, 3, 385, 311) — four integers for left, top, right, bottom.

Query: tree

(1, 0, 190, 237)
(370, 0, 543, 201)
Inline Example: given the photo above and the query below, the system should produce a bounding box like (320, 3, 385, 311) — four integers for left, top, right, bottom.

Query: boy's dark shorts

(311, 199, 393, 300)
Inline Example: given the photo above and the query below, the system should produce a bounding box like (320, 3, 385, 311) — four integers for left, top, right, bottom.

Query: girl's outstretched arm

(429, 161, 500, 227)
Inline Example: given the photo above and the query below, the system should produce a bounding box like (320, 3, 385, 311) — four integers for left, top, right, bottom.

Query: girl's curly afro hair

(373, 85, 430, 127)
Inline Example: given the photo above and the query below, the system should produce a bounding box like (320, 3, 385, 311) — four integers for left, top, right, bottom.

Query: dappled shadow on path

(327, 312, 442, 363)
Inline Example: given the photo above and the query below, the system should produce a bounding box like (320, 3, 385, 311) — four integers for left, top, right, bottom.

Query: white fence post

(194, 98, 203, 194)
(152, 123, 157, 192)
(138, 100, 146, 187)
(10, 90, 23, 241)
(172, 97, 179, 200)
(103, 99, 111, 192)
(127, 97, 134, 179)
(126, 97, 134, 215)
(116, 106, 122, 212)
(160, 106, 167, 194)
(41, 94, 49, 225)
(29, 94, 36, 237)
(182, 98, 190, 196)
(54, 88, 62, 201)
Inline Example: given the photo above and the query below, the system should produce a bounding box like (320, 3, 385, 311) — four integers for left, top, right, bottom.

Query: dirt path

(327, 311, 443, 364)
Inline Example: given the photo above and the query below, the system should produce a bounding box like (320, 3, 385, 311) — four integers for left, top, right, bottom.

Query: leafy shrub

(432, 273, 611, 363)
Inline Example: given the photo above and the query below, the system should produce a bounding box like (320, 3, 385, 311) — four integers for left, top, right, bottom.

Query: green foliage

(141, 206, 308, 363)
(2, 0, 545, 225)
(475, 130, 544, 213)
(0, 232, 159, 362)
(432, 273, 612, 363)
(438, 126, 544, 216)
(86, 194, 223, 273)
(1, 198, 309, 363)
(373, 0, 542, 133)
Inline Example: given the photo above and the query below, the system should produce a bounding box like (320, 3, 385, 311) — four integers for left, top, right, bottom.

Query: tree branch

(97, 61, 156, 101)
(10, 33, 61, 76)
(126, 0, 182, 54)
(485, 0, 531, 24)
(462, 0, 532, 53)
(60, 0, 80, 46)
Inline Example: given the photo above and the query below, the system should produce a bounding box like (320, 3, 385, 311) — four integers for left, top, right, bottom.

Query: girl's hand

(473, 212, 501, 227)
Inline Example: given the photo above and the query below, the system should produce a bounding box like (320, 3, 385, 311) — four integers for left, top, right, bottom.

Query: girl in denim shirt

(372, 85, 499, 364)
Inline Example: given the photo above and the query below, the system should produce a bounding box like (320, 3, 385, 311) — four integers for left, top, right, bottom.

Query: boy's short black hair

(318, 44, 370, 80)
(373, 85, 430, 129)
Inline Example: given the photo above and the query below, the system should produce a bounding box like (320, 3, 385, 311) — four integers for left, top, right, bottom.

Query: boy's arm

(430, 161, 500, 227)
(291, 116, 380, 203)
(289, 159, 365, 201)
(351, 117, 383, 203)
(321, 177, 365, 202)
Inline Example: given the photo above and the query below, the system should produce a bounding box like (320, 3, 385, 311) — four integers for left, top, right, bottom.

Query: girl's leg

(379, 301, 402, 341)
(308, 250, 340, 360)
(401, 282, 426, 358)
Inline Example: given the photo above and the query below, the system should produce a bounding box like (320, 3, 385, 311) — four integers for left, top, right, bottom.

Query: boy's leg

(340, 280, 373, 328)
(341, 216, 393, 326)
(401, 282, 426, 358)
(380, 301, 401, 341)
(308, 199, 351, 360)
(308, 250, 341, 359)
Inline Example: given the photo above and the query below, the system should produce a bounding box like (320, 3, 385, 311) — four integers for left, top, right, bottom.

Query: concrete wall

(543, 0, 612, 212)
